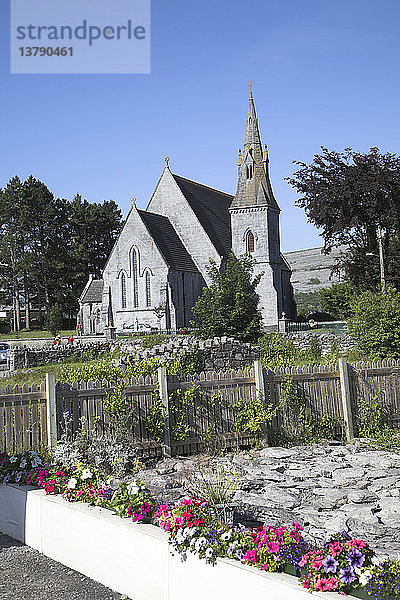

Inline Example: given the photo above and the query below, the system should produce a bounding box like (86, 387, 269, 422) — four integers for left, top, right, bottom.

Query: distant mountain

(283, 246, 347, 294)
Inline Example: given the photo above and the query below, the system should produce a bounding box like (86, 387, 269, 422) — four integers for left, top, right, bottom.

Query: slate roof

(172, 174, 233, 258)
(138, 210, 200, 273)
(81, 279, 104, 303)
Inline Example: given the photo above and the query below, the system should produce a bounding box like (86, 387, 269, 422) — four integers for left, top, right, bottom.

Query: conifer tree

(192, 254, 263, 342)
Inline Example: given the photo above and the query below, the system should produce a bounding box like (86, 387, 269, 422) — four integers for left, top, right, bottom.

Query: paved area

(0, 533, 131, 600)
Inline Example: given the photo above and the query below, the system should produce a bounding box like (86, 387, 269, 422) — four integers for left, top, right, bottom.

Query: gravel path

(0, 533, 131, 600)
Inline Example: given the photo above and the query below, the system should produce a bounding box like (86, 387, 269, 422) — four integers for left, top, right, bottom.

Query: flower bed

(1, 451, 399, 600)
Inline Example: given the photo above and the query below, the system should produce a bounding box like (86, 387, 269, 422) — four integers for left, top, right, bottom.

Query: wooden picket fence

(1, 359, 400, 456)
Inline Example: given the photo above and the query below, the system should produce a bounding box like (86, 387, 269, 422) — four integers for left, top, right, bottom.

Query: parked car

(0, 342, 9, 365)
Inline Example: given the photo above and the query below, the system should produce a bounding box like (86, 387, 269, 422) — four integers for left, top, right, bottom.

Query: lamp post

(366, 225, 386, 292)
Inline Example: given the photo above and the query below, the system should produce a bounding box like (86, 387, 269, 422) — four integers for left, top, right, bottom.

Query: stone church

(78, 92, 296, 334)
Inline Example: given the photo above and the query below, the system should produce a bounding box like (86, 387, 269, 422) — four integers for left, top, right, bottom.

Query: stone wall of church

(230, 206, 283, 327)
(102, 206, 171, 331)
(147, 169, 222, 282)
(168, 271, 206, 329)
(80, 302, 103, 336)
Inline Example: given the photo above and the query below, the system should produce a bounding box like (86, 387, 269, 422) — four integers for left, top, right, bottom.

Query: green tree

(0, 175, 122, 330)
(286, 147, 400, 290)
(294, 291, 321, 318)
(0, 177, 25, 330)
(349, 287, 400, 359)
(46, 304, 64, 337)
(192, 254, 262, 342)
(318, 283, 356, 320)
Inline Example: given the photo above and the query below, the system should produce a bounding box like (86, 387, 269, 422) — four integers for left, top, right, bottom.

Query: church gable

(102, 203, 171, 323)
(138, 210, 200, 273)
(172, 175, 232, 258)
(146, 165, 225, 281)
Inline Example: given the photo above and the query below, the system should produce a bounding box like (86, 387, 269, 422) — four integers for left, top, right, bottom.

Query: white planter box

(0, 484, 339, 600)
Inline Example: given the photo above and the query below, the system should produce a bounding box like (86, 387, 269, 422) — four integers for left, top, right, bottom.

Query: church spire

(230, 89, 279, 211)
(244, 88, 262, 151)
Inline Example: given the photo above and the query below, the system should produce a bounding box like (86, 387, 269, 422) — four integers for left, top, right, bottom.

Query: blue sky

(1, 0, 399, 252)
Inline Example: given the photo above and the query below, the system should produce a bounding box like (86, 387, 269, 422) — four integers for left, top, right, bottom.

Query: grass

(0, 329, 75, 340)
(0, 357, 100, 389)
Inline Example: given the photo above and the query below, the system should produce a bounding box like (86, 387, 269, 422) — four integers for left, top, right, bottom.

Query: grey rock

(338, 503, 379, 525)
(348, 489, 379, 503)
(258, 447, 295, 460)
(155, 458, 177, 475)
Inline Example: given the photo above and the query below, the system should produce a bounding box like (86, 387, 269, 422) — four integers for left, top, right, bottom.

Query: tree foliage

(192, 254, 263, 342)
(0, 175, 122, 330)
(349, 287, 400, 359)
(286, 147, 400, 290)
(47, 304, 64, 337)
(318, 283, 356, 320)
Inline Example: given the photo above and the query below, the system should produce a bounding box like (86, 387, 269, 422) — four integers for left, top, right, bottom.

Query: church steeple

(230, 90, 279, 211)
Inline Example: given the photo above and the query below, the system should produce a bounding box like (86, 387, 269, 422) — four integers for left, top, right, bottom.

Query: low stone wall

(282, 331, 355, 355)
(120, 336, 261, 371)
(139, 442, 400, 560)
(8, 342, 111, 371)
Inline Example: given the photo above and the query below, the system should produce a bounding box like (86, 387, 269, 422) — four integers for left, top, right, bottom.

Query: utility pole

(377, 225, 386, 292)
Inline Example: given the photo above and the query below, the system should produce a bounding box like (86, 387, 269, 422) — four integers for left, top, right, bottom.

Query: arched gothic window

(120, 272, 127, 309)
(131, 249, 139, 308)
(246, 231, 255, 254)
(145, 271, 151, 307)
(246, 164, 253, 179)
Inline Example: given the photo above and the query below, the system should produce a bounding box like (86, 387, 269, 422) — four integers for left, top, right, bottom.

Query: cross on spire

(249, 82, 254, 97)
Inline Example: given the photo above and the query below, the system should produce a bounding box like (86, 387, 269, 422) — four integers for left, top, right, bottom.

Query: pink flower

(265, 541, 280, 554)
(328, 542, 344, 557)
(243, 550, 257, 563)
(326, 577, 338, 591)
(311, 560, 323, 571)
(348, 539, 366, 549)
(316, 578, 332, 591)
(298, 556, 308, 568)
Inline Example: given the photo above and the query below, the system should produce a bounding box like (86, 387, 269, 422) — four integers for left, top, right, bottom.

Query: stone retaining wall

(8, 343, 111, 371)
(6, 332, 355, 372)
(119, 336, 261, 371)
(281, 331, 355, 355)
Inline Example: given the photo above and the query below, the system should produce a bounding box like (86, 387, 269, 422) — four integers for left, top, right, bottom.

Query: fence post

(338, 358, 354, 442)
(254, 359, 269, 446)
(158, 366, 171, 458)
(46, 372, 57, 448)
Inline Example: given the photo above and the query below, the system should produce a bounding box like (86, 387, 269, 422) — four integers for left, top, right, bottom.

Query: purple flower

(347, 549, 365, 569)
(236, 550, 244, 561)
(322, 555, 338, 573)
(339, 566, 357, 585)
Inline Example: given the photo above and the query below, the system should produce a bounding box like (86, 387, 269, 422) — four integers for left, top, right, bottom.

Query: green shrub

(349, 287, 400, 359)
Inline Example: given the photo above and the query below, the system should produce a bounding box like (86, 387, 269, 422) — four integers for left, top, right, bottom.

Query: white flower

(195, 537, 208, 552)
(205, 548, 213, 559)
(371, 556, 381, 566)
(128, 482, 139, 495)
(359, 570, 372, 586)
(9, 456, 17, 463)
(221, 530, 232, 541)
(175, 531, 185, 544)
(67, 477, 77, 489)
(15, 472, 22, 482)
(20, 459, 27, 469)
(81, 468, 92, 480)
